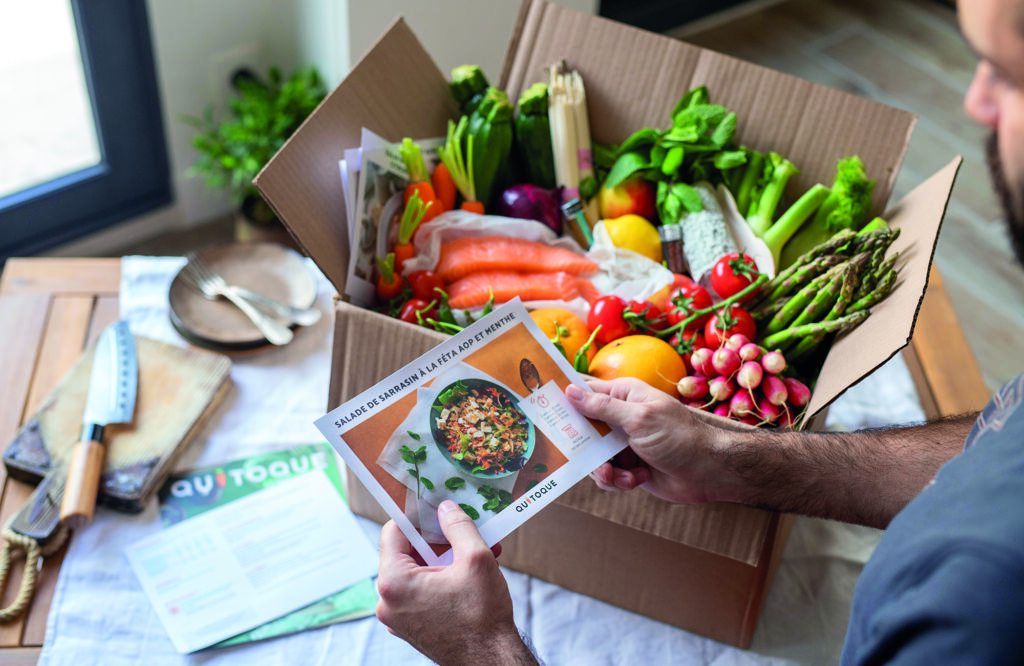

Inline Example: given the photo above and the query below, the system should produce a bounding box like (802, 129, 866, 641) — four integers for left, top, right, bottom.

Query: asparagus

(762, 263, 845, 336)
(760, 311, 869, 349)
(787, 258, 861, 360)
(848, 269, 897, 313)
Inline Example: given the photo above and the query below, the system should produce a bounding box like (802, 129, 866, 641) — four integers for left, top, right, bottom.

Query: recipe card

(315, 299, 628, 566)
(126, 469, 378, 653)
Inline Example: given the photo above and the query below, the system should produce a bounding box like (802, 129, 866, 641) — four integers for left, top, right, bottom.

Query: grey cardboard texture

(255, 0, 960, 647)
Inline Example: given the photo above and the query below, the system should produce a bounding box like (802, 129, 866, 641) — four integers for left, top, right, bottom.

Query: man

(376, 0, 1024, 662)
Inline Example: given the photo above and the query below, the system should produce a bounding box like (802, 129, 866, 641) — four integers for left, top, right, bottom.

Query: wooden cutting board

(3, 335, 231, 512)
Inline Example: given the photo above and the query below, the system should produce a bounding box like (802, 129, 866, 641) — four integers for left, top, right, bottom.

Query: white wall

(52, 0, 596, 256)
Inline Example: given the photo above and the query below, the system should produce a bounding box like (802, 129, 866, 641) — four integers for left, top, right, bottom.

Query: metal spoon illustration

(520, 358, 542, 394)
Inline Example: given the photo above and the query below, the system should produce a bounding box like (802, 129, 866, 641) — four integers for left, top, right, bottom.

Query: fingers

(590, 460, 651, 491)
(379, 520, 417, 573)
(437, 500, 490, 562)
(565, 381, 637, 424)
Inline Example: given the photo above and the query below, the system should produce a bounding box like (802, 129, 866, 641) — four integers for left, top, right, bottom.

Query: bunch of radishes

(675, 334, 811, 428)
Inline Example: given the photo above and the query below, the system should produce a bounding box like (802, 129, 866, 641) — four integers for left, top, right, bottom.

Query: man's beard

(986, 132, 1024, 266)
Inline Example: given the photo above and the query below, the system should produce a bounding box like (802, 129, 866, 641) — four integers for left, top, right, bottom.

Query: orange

(530, 308, 597, 366)
(588, 335, 685, 396)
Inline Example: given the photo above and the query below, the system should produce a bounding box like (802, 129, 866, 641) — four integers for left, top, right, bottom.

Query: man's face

(960, 0, 1024, 263)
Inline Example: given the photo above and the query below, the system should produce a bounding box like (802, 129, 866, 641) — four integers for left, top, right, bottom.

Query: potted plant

(181, 65, 327, 243)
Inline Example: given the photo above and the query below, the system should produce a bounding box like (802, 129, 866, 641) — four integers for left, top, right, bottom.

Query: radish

(729, 389, 756, 417)
(757, 397, 781, 423)
(708, 376, 735, 402)
(682, 399, 706, 410)
(677, 374, 709, 400)
(711, 347, 741, 376)
(712, 403, 731, 419)
(740, 414, 761, 426)
(761, 350, 787, 375)
(725, 333, 750, 351)
(782, 377, 811, 407)
(736, 361, 763, 390)
(690, 347, 715, 377)
(761, 375, 789, 406)
(738, 343, 763, 362)
(777, 406, 797, 429)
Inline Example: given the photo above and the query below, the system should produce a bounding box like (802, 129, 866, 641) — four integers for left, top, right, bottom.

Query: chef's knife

(60, 320, 138, 529)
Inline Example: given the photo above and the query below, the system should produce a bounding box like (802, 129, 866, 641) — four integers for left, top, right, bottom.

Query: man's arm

(567, 378, 975, 529)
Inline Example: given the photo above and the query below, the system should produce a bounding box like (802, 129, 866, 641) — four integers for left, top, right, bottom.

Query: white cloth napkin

(39, 255, 927, 666)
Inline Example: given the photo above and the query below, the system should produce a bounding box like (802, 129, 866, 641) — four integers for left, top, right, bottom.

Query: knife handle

(60, 439, 105, 530)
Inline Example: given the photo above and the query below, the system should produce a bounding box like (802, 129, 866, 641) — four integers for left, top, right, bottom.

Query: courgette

(514, 83, 557, 189)
(450, 65, 489, 115)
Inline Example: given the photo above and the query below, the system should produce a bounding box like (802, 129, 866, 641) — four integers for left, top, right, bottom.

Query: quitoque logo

(514, 478, 558, 512)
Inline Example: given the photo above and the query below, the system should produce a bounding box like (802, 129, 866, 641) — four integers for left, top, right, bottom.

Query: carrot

(436, 118, 484, 214)
(394, 190, 432, 275)
(399, 138, 441, 223)
(431, 162, 456, 212)
(460, 200, 485, 214)
(375, 253, 404, 301)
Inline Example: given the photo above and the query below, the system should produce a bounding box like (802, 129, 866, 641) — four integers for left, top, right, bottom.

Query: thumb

(565, 381, 634, 426)
(437, 500, 489, 560)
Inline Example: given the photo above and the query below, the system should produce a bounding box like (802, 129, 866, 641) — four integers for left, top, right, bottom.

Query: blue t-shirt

(842, 375, 1024, 665)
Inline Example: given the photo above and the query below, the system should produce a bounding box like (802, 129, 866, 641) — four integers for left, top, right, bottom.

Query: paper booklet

(316, 300, 628, 566)
(127, 444, 378, 653)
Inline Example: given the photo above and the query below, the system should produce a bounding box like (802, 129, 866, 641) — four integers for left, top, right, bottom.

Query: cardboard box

(255, 0, 961, 648)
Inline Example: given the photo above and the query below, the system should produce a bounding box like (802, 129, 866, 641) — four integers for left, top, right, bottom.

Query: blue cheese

(680, 184, 738, 281)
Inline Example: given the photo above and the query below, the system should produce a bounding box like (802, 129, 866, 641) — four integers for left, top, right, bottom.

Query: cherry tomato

(671, 273, 696, 289)
(710, 253, 760, 302)
(587, 295, 632, 344)
(398, 298, 436, 325)
(704, 305, 756, 348)
(666, 283, 713, 329)
(406, 270, 445, 302)
(625, 300, 668, 332)
(669, 330, 707, 373)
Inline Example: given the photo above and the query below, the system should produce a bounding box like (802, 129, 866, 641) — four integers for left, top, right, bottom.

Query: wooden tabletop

(0, 257, 992, 661)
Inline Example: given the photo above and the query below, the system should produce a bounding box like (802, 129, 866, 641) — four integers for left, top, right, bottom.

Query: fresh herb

(399, 444, 430, 499)
(433, 380, 468, 413)
(532, 464, 548, 473)
(478, 485, 514, 513)
(460, 504, 480, 520)
(525, 480, 539, 491)
(444, 477, 466, 491)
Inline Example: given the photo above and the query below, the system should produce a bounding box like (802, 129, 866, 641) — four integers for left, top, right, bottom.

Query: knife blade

(60, 320, 138, 529)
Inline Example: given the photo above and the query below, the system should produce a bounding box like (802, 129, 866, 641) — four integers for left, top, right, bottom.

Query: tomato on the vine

(587, 295, 632, 344)
(406, 270, 445, 302)
(625, 300, 668, 332)
(669, 330, 707, 373)
(666, 283, 713, 330)
(704, 304, 756, 348)
(710, 253, 760, 302)
(398, 298, 436, 325)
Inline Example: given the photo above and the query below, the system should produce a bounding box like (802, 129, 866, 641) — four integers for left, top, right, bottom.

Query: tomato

(671, 273, 696, 289)
(406, 270, 445, 302)
(669, 330, 707, 373)
(666, 283, 713, 329)
(710, 253, 760, 302)
(398, 298, 436, 325)
(625, 300, 668, 332)
(587, 295, 632, 344)
(704, 305, 756, 348)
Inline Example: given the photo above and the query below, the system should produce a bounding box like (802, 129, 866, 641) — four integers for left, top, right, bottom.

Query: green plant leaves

(445, 477, 466, 491)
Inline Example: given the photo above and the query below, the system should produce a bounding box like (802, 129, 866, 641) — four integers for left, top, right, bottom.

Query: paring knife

(60, 320, 138, 529)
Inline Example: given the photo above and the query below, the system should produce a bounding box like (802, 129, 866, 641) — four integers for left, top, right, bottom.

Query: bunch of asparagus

(750, 227, 901, 362)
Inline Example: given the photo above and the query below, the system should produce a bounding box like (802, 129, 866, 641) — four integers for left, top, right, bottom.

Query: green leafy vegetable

(460, 504, 480, 520)
(445, 477, 466, 491)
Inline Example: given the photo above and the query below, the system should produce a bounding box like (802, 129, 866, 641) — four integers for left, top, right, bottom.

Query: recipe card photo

(315, 300, 627, 565)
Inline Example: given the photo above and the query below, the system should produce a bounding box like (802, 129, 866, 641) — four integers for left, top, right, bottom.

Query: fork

(181, 254, 294, 345)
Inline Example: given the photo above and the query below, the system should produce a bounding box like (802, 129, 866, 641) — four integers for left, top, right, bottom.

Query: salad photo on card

(315, 300, 627, 565)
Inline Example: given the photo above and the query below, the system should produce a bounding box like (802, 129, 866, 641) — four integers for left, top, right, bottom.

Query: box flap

(500, 0, 916, 212)
(254, 19, 458, 293)
(804, 157, 963, 421)
(557, 478, 773, 565)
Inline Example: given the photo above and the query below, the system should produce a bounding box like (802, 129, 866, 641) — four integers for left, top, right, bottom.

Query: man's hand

(566, 377, 736, 505)
(376, 500, 538, 666)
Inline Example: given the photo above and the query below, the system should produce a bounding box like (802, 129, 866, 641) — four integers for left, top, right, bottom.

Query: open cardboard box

(255, 0, 960, 648)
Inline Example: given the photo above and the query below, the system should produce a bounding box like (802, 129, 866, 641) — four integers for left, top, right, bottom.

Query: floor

(120, 0, 1022, 395)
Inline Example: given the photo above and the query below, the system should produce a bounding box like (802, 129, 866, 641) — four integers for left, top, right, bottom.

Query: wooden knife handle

(60, 439, 105, 530)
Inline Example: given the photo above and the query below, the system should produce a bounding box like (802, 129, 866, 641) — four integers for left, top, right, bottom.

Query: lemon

(601, 214, 663, 263)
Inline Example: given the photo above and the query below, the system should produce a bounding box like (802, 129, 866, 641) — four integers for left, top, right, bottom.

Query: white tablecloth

(38, 256, 926, 666)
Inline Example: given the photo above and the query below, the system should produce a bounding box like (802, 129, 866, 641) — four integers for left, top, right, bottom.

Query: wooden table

(0, 258, 992, 662)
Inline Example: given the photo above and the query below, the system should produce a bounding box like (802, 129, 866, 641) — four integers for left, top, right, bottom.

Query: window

(0, 0, 170, 262)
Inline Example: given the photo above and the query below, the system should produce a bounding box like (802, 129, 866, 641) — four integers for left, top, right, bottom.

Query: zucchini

(514, 83, 557, 189)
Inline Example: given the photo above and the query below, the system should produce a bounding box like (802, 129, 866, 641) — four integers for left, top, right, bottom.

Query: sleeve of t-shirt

(848, 546, 1024, 665)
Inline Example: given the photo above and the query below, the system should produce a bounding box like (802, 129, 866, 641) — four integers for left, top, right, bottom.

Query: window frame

(0, 0, 171, 262)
